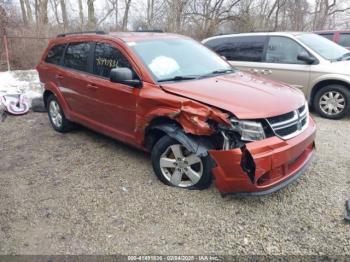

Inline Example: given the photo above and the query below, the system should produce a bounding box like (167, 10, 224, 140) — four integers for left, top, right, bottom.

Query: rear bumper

(209, 116, 316, 195)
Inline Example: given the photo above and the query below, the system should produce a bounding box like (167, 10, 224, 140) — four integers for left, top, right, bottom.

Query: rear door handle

(55, 74, 63, 80)
(87, 84, 98, 90)
(250, 68, 259, 74)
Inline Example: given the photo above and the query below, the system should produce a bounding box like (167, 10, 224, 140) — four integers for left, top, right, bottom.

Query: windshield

(129, 38, 233, 81)
(297, 33, 349, 61)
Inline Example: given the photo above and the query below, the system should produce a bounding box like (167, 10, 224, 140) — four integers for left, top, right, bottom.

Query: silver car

(203, 32, 350, 119)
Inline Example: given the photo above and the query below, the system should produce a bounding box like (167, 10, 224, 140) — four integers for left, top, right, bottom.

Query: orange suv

(36, 31, 316, 195)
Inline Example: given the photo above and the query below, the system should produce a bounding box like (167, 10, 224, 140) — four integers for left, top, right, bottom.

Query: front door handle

(250, 68, 259, 74)
(55, 74, 63, 80)
(87, 84, 98, 90)
(261, 69, 272, 75)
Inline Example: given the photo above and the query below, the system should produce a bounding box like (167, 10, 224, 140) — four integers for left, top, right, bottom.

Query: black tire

(47, 94, 75, 132)
(313, 84, 350, 119)
(151, 135, 212, 190)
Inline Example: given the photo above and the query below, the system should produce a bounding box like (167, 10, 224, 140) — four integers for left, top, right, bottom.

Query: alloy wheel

(49, 100, 63, 128)
(159, 144, 203, 187)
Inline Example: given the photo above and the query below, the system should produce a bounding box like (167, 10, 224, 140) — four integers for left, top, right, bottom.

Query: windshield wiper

(336, 52, 350, 61)
(199, 68, 234, 78)
(158, 75, 199, 82)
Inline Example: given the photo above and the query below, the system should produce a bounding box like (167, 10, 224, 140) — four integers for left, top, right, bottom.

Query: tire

(151, 135, 212, 190)
(47, 94, 75, 132)
(313, 84, 350, 119)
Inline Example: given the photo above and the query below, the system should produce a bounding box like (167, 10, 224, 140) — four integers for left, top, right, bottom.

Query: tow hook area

(240, 146, 256, 184)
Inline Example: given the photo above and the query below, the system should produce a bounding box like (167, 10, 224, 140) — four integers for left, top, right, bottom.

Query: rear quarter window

(318, 33, 334, 41)
(205, 35, 267, 62)
(63, 42, 91, 72)
(339, 33, 350, 48)
(45, 44, 66, 65)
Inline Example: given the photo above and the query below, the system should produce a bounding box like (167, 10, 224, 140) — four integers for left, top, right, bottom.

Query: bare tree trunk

(122, 0, 132, 30)
(115, 0, 119, 28)
(60, 0, 68, 29)
(42, 0, 49, 24)
(78, 0, 84, 30)
(19, 0, 28, 24)
(146, 0, 154, 28)
(49, 0, 60, 25)
(87, 0, 96, 30)
(24, 0, 33, 23)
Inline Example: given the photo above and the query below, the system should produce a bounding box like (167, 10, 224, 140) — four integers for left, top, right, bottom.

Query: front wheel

(313, 85, 350, 119)
(151, 135, 212, 190)
(47, 95, 75, 132)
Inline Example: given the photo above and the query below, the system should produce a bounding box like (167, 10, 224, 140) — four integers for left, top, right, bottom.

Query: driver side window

(93, 43, 135, 78)
(265, 36, 309, 64)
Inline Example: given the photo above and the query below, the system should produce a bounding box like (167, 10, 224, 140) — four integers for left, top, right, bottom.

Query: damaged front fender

(147, 124, 215, 157)
(136, 86, 231, 146)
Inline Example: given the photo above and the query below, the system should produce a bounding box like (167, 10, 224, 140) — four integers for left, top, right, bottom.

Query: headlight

(230, 118, 266, 141)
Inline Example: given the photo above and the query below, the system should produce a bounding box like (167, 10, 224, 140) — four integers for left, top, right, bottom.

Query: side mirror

(297, 53, 316, 64)
(221, 55, 227, 61)
(110, 67, 142, 88)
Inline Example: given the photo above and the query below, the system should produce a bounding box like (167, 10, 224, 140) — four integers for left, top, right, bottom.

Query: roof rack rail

(134, 29, 163, 33)
(57, 30, 106, 38)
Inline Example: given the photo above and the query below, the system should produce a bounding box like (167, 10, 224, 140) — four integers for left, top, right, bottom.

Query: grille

(267, 105, 308, 140)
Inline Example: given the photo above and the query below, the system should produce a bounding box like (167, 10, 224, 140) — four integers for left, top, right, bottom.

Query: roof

(108, 32, 188, 42)
(202, 31, 313, 43)
(55, 31, 189, 43)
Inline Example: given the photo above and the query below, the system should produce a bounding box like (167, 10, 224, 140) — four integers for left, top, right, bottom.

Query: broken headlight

(229, 118, 266, 141)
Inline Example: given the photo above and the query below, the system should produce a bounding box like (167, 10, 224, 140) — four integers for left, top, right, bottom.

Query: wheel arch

(43, 90, 54, 108)
(310, 79, 350, 106)
(144, 116, 215, 157)
(144, 117, 182, 151)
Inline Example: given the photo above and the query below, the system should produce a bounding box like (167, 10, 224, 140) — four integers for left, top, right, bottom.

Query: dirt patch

(0, 112, 349, 255)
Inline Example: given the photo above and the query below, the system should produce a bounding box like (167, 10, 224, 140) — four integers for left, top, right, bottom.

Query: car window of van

(64, 42, 91, 72)
(339, 33, 350, 48)
(206, 36, 266, 62)
(266, 36, 308, 64)
(93, 43, 133, 78)
(45, 44, 66, 65)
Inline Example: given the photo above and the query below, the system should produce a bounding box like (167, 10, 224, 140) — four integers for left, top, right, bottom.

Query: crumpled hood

(160, 71, 306, 119)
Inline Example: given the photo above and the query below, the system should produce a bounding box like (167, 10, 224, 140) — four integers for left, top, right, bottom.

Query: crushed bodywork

(135, 85, 316, 195)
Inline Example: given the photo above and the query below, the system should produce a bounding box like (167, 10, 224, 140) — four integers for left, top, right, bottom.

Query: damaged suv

(37, 31, 316, 195)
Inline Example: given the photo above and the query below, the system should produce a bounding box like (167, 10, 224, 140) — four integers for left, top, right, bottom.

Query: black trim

(57, 31, 106, 38)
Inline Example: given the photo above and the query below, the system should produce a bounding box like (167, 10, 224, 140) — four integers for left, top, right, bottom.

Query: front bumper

(209, 116, 316, 195)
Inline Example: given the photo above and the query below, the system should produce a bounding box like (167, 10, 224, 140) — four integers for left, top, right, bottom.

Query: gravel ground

(0, 112, 349, 255)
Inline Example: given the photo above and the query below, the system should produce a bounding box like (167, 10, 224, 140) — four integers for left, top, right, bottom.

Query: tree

(19, 0, 28, 24)
(78, 0, 84, 29)
(87, 0, 96, 29)
(122, 0, 132, 30)
(60, 0, 68, 29)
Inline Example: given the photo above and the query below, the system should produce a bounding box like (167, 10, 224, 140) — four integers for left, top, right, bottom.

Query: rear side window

(45, 44, 65, 65)
(64, 42, 91, 72)
(205, 36, 267, 62)
(265, 36, 308, 64)
(93, 43, 133, 78)
(319, 33, 334, 41)
(339, 33, 350, 48)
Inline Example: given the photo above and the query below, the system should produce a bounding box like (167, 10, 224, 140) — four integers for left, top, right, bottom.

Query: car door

(254, 36, 312, 92)
(86, 41, 139, 138)
(59, 41, 95, 117)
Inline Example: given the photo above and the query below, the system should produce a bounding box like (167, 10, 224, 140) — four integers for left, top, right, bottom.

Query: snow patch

(0, 70, 43, 107)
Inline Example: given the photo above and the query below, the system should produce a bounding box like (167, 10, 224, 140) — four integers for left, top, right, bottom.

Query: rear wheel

(151, 135, 212, 190)
(47, 95, 75, 132)
(313, 85, 350, 119)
